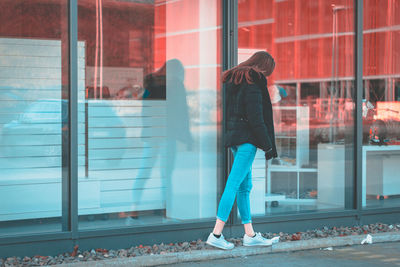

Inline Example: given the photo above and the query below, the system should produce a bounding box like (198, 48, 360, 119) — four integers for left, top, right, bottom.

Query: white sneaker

(243, 232, 280, 246)
(206, 233, 234, 250)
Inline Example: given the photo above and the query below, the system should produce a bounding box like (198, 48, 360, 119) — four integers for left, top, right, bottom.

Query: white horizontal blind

(0, 38, 86, 221)
(84, 100, 167, 213)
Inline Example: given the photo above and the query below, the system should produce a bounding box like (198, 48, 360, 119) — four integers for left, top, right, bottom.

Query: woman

(206, 51, 279, 249)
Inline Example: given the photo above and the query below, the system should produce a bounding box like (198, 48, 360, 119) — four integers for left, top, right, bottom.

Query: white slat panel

(0, 38, 84, 48)
(253, 160, 266, 169)
(101, 188, 164, 205)
(89, 168, 163, 180)
(11, 102, 85, 115)
(0, 78, 85, 89)
(255, 150, 265, 159)
(0, 183, 61, 214)
(0, 126, 82, 135)
(0, 67, 61, 80)
(78, 180, 101, 209)
(89, 100, 166, 107)
(89, 106, 167, 117)
(0, 37, 86, 185)
(0, 114, 22, 124)
(0, 180, 99, 220)
(252, 168, 265, 178)
(0, 41, 85, 57)
(0, 134, 61, 145)
(89, 157, 163, 170)
(0, 145, 60, 157)
(88, 127, 166, 138)
(101, 178, 164, 191)
(0, 104, 85, 113)
(0, 114, 61, 124)
(0, 91, 85, 102)
(0, 168, 61, 181)
(88, 117, 166, 127)
(0, 55, 85, 68)
(0, 38, 60, 46)
(0, 44, 62, 57)
(89, 138, 166, 149)
(0, 123, 61, 129)
(0, 157, 61, 169)
(88, 147, 167, 159)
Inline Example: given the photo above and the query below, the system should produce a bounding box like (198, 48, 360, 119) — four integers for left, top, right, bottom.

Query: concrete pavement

(169, 241, 400, 267)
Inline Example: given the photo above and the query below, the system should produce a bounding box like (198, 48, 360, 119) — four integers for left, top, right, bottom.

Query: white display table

(362, 145, 400, 207)
(317, 144, 345, 207)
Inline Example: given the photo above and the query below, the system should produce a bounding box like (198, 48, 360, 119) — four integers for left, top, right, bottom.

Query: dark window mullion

(222, 0, 238, 227)
(354, 0, 363, 215)
(64, 0, 79, 237)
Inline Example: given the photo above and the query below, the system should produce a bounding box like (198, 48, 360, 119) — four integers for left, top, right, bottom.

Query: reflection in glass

(238, 0, 355, 217)
(77, 0, 222, 228)
(362, 1, 400, 208)
(0, 0, 69, 235)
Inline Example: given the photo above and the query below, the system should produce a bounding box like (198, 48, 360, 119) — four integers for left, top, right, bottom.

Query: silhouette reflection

(126, 59, 193, 223)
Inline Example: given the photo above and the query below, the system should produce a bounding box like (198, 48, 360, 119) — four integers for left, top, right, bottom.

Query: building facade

(0, 0, 399, 257)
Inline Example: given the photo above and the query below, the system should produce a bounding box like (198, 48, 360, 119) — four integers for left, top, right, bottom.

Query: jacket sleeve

(243, 84, 273, 151)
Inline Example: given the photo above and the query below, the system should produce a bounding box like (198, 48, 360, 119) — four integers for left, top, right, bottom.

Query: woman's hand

(264, 147, 274, 160)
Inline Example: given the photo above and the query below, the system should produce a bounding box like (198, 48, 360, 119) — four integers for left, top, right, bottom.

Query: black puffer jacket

(224, 70, 278, 158)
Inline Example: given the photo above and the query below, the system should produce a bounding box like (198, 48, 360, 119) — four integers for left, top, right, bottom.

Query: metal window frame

(69, 0, 79, 239)
(1, 0, 400, 258)
(222, 0, 238, 230)
(354, 0, 363, 216)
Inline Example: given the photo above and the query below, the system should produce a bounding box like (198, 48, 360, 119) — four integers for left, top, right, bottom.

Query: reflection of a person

(142, 64, 167, 99)
(126, 59, 192, 223)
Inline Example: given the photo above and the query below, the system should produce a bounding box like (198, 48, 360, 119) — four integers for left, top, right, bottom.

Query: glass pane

(237, 0, 355, 218)
(362, 0, 400, 208)
(77, 0, 222, 228)
(0, 0, 69, 235)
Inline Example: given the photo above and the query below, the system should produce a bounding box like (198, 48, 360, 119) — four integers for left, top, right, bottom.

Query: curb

(49, 232, 400, 267)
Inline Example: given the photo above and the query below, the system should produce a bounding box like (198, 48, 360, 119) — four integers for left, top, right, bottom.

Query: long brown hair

(222, 51, 275, 85)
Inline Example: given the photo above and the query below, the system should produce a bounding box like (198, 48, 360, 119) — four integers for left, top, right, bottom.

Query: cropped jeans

(216, 143, 257, 224)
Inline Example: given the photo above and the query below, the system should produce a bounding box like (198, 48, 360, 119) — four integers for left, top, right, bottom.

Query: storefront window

(237, 0, 355, 217)
(77, 0, 222, 228)
(362, 0, 400, 208)
(0, 0, 69, 235)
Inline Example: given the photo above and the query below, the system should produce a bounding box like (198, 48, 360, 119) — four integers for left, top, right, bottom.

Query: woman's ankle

(212, 218, 225, 236)
(245, 232, 255, 237)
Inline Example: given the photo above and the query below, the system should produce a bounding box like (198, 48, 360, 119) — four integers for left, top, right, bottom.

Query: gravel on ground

(1, 222, 399, 266)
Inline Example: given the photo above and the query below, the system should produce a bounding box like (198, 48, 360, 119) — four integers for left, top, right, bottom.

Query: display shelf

(266, 106, 315, 206)
(271, 106, 309, 169)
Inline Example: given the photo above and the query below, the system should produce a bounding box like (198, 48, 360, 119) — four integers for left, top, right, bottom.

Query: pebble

(315, 230, 324, 237)
(1, 222, 398, 266)
(118, 250, 128, 257)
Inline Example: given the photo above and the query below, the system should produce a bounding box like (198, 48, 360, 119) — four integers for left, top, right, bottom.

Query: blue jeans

(216, 143, 257, 224)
